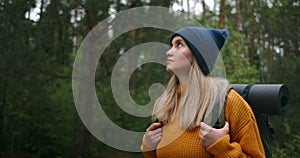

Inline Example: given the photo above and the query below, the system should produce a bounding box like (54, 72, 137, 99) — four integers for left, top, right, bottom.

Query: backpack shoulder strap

(213, 84, 256, 128)
(213, 87, 233, 129)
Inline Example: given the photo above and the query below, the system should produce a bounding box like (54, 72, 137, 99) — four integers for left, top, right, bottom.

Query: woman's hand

(143, 122, 163, 150)
(199, 121, 230, 147)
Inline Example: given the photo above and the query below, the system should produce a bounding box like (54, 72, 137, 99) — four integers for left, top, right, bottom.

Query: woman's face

(166, 36, 193, 73)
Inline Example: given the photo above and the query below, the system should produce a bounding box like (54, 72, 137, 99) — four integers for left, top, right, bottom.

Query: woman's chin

(166, 67, 174, 73)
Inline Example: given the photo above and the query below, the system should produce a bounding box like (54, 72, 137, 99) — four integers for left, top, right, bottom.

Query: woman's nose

(166, 47, 173, 56)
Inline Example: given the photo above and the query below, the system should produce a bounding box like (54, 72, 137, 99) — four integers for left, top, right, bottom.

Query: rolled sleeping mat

(230, 84, 291, 115)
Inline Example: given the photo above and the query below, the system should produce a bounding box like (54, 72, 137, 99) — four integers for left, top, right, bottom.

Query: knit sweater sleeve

(207, 90, 265, 158)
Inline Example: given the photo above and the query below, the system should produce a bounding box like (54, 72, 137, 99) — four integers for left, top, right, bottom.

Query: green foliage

(272, 125, 300, 158)
(222, 28, 260, 84)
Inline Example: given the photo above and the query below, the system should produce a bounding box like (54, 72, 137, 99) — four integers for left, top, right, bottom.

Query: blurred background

(0, 0, 299, 157)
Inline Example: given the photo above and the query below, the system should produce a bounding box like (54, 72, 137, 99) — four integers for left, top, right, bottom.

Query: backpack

(214, 84, 290, 158)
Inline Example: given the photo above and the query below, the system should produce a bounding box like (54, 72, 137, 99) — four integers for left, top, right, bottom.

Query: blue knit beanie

(170, 27, 228, 76)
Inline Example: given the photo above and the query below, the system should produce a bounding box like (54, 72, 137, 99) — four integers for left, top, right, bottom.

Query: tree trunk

(71, 1, 98, 157)
(202, 0, 207, 21)
(0, 79, 7, 137)
(219, 0, 226, 29)
(85, 1, 97, 30)
(259, 32, 266, 83)
(235, 0, 240, 53)
(250, 0, 256, 65)
(269, 35, 274, 76)
(187, 0, 190, 16)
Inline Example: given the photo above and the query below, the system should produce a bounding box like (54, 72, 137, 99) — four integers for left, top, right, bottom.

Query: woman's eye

(177, 43, 183, 48)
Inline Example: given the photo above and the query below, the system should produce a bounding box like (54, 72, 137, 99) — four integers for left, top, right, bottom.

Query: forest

(0, 0, 299, 157)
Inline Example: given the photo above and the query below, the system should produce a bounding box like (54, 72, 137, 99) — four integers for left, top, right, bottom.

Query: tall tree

(219, 0, 226, 29)
(250, 0, 256, 66)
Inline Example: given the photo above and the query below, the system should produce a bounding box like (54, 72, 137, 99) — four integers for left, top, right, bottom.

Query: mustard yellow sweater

(141, 85, 265, 157)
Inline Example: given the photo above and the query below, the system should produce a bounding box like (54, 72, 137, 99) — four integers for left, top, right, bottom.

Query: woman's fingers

(143, 122, 164, 149)
(150, 129, 162, 143)
(147, 122, 163, 131)
(200, 122, 212, 136)
(199, 121, 230, 147)
(223, 121, 230, 131)
(147, 127, 162, 139)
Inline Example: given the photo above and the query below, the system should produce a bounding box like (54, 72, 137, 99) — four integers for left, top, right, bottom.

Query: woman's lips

(167, 59, 174, 63)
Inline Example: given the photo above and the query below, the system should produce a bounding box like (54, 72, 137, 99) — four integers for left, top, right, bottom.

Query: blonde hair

(153, 58, 230, 130)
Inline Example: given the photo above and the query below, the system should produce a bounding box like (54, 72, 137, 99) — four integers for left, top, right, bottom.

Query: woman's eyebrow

(172, 39, 185, 45)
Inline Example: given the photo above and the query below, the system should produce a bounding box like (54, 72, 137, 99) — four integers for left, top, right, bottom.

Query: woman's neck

(175, 70, 190, 84)
(177, 76, 189, 84)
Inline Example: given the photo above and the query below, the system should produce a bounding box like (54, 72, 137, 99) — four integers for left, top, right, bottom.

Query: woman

(141, 27, 265, 157)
